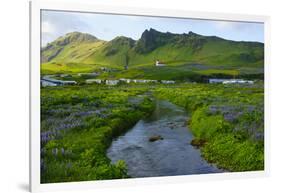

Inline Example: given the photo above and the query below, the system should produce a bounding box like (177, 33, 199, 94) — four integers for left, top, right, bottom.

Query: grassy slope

(41, 31, 264, 78)
(83, 38, 263, 68)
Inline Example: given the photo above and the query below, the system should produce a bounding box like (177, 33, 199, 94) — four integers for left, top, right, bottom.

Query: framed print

(30, 0, 270, 192)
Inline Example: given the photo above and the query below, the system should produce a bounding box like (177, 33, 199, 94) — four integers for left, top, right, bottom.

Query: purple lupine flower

(66, 162, 72, 169)
(61, 148, 65, 155)
(52, 148, 58, 156)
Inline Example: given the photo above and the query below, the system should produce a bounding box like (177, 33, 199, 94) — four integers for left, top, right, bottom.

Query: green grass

(41, 85, 155, 183)
(41, 82, 264, 183)
(41, 31, 264, 76)
(41, 62, 97, 74)
(155, 83, 264, 171)
(196, 69, 239, 76)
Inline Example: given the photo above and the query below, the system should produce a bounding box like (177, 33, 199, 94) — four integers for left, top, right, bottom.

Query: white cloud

(214, 20, 252, 31)
(40, 10, 264, 45)
(41, 10, 91, 46)
(42, 21, 55, 34)
(215, 21, 237, 29)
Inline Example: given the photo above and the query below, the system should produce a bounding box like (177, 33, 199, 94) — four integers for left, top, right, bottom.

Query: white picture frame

(30, 0, 271, 192)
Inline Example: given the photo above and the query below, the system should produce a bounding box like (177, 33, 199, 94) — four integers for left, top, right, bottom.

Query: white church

(155, 60, 166, 67)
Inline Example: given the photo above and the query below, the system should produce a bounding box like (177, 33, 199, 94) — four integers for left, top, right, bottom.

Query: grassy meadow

(41, 82, 264, 183)
(41, 85, 155, 182)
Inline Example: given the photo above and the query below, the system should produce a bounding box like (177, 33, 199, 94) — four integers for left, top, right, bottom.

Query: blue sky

(41, 10, 264, 46)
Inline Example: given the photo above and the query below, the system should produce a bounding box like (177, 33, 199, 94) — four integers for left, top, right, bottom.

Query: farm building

(41, 78, 77, 87)
(41, 80, 58, 87)
(209, 79, 229, 84)
(119, 78, 132, 83)
(209, 78, 254, 84)
(155, 60, 166, 67)
(161, 80, 175, 84)
(86, 79, 103, 84)
(222, 79, 254, 84)
(105, 80, 119, 85)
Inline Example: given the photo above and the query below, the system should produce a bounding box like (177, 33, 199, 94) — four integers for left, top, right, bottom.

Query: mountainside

(41, 32, 105, 63)
(41, 29, 264, 76)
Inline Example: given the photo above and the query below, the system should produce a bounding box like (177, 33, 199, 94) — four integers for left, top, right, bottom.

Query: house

(209, 78, 254, 84)
(209, 79, 229, 84)
(86, 79, 102, 84)
(161, 80, 175, 84)
(41, 79, 58, 87)
(41, 77, 77, 87)
(135, 79, 146, 83)
(222, 79, 254, 84)
(148, 80, 158, 83)
(105, 80, 119, 85)
(143, 80, 158, 83)
(119, 78, 132, 83)
(155, 60, 166, 67)
(132, 79, 149, 83)
(62, 80, 77, 85)
(100, 67, 111, 72)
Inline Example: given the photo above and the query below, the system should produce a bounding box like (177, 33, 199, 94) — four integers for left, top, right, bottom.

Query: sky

(41, 10, 264, 46)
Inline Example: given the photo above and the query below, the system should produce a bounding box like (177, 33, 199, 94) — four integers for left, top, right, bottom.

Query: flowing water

(107, 99, 222, 178)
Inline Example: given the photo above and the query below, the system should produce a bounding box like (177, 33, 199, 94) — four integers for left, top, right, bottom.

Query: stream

(107, 99, 223, 178)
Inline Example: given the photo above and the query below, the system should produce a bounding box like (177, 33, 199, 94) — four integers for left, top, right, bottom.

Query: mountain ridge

(41, 29, 264, 75)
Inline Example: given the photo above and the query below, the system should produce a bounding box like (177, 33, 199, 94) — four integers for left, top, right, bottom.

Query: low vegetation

(41, 82, 264, 183)
(41, 85, 155, 183)
(155, 83, 264, 171)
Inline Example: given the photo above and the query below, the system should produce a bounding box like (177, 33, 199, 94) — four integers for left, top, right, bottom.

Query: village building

(209, 78, 254, 84)
(161, 80, 176, 84)
(100, 67, 111, 72)
(41, 78, 77, 87)
(85, 79, 103, 84)
(41, 79, 58, 87)
(155, 60, 166, 67)
(61, 80, 77, 85)
(209, 79, 229, 84)
(222, 79, 254, 84)
(119, 78, 132, 83)
(105, 80, 119, 85)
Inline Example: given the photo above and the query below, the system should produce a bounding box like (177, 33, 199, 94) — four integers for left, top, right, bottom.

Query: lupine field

(40, 85, 155, 183)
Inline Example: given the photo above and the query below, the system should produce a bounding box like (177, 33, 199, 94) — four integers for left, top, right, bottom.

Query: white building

(155, 60, 166, 67)
(62, 80, 77, 85)
(41, 80, 58, 87)
(222, 79, 254, 84)
(41, 77, 77, 87)
(209, 79, 229, 84)
(161, 80, 175, 84)
(106, 80, 119, 85)
(119, 78, 132, 83)
(86, 79, 102, 84)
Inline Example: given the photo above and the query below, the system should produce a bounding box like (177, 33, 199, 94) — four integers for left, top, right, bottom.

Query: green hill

(41, 29, 264, 79)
